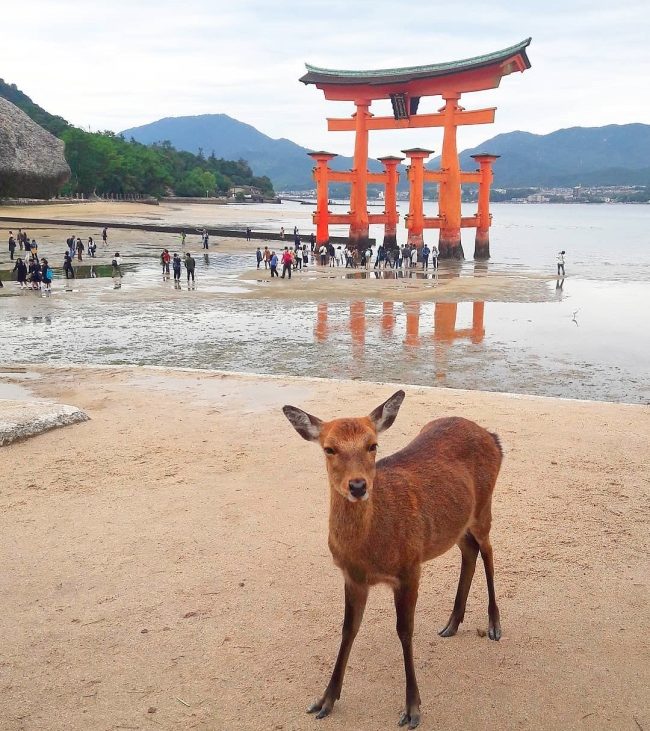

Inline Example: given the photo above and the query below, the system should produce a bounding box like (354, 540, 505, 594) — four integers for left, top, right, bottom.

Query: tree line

(1, 79, 275, 199)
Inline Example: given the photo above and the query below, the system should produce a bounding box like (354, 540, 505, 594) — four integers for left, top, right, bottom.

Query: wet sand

(0, 365, 648, 731)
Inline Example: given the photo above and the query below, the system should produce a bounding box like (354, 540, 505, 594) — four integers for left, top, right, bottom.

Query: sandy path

(0, 366, 648, 730)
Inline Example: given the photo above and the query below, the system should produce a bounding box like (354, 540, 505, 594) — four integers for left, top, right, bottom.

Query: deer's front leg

(307, 580, 368, 719)
(394, 569, 422, 729)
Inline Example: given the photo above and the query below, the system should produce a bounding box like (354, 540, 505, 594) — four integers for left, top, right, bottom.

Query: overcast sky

(3, 0, 649, 158)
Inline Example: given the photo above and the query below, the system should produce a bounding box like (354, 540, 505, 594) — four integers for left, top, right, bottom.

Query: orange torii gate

(301, 38, 531, 259)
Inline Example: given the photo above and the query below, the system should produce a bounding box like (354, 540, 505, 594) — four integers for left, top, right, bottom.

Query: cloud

(3, 0, 649, 159)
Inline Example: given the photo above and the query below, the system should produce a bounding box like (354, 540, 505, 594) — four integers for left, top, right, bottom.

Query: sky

(2, 0, 649, 159)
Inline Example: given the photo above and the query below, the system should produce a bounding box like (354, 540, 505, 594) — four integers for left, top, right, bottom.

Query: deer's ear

(369, 390, 405, 433)
(282, 405, 323, 442)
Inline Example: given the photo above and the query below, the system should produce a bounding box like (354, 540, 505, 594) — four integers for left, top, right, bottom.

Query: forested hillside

(0, 80, 274, 198)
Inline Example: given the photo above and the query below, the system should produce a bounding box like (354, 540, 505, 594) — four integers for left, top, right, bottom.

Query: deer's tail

(490, 432, 503, 458)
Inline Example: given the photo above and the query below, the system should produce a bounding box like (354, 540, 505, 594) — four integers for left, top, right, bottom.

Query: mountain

(123, 116, 650, 190)
(121, 114, 385, 190)
(432, 124, 650, 187)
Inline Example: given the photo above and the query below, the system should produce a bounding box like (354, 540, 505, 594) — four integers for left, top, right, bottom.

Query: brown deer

(282, 390, 503, 729)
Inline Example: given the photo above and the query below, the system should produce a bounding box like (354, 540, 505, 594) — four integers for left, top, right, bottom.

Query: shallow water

(1, 204, 649, 404)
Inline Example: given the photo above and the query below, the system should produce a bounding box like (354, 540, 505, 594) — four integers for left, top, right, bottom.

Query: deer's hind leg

(475, 533, 501, 640)
(438, 532, 480, 638)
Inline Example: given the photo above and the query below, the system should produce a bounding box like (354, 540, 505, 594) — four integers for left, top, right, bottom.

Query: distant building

(228, 185, 264, 202)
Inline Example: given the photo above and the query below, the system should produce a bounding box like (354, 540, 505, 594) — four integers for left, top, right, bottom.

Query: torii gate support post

(349, 100, 372, 253)
(309, 151, 337, 246)
(471, 153, 500, 259)
(439, 94, 464, 259)
(377, 155, 403, 253)
(403, 148, 432, 249)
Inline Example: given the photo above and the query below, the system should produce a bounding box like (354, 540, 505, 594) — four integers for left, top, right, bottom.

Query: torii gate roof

(300, 38, 531, 100)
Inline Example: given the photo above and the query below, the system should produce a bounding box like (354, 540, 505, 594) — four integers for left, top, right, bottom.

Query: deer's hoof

(488, 622, 502, 641)
(438, 617, 460, 637)
(307, 698, 333, 719)
(398, 708, 421, 729)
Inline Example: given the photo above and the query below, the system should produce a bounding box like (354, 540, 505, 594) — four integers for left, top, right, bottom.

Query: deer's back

(368, 417, 502, 569)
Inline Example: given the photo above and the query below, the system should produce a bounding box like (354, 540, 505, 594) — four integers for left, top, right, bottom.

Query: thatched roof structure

(0, 96, 70, 198)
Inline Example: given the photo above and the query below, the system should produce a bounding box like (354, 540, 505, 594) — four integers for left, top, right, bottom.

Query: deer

(282, 390, 503, 729)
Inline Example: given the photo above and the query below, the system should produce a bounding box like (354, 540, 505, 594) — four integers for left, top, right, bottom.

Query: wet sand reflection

(314, 300, 486, 352)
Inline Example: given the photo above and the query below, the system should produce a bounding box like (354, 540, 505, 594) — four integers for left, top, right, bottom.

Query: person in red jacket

(280, 247, 293, 279)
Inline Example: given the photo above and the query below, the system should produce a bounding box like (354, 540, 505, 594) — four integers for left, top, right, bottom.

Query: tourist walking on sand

(13, 258, 28, 289)
(172, 253, 182, 284)
(256, 247, 263, 269)
(76, 237, 84, 261)
(246, 227, 252, 241)
(202, 230, 209, 250)
(112, 252, 123, 279)
(302, 245, 309, 268)
(185, 252, 196, 284)
(422, 243, 430, 270)
(280, 247, 293, 279)
(161, 249, 171, 277)
(63, 251, 75, 279)
(319, 243, 327, 266)
(365, 246, 373, 270)
(280, 226, 285, 240)
(431, 244, 439, 270)
(270, 250, 279, 277)
(181, 230, 186, 248)
(557, 250, 566, 276)
(29, 258, 41, 290)
(8, 232, 16, 260)
(17, 229, 23, 251)
(102, 227, 108, 247)
(263, 246, 271, 269)
(41, 258, 53, 293)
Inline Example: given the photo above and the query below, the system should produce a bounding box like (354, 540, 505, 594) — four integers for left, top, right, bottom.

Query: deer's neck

(328, 488, 374, 553)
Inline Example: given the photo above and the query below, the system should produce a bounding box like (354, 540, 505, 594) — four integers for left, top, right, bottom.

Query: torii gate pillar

(308, 151, 337, 246)
(471, 153, 500, 260)
(403, 148, 433, 248)
(377, 155, 403, 251)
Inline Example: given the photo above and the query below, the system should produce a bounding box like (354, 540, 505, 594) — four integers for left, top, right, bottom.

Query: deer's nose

(348, 479, 367, 498)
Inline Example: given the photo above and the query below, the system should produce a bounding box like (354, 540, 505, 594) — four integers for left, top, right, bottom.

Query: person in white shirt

(431, 245, 439, 270)
(557, 251, 566, 276)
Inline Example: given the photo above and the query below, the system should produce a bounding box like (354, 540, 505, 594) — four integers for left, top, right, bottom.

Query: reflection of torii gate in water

(314, 301, 485, 352)
(301, 39, 532, 259)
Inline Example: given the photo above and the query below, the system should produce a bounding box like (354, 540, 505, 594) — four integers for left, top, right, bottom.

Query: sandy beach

(1, 365, 648, 731)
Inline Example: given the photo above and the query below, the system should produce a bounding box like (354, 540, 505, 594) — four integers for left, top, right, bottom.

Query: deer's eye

(324, 447, 336, 455)
(368, 444, 378, 452)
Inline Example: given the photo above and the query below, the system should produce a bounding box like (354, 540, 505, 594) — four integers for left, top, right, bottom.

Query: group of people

(7, 229, 40, 260)
(160, 249, 197, 285)
(2, 227, 123, 292)
(254, 238, 440, 277)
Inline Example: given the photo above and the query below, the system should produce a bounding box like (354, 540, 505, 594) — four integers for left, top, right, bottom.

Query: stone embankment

(0, 399, 89, 446)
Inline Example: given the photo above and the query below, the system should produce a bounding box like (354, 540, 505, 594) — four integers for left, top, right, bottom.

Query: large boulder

(0, 96, 71, 199)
